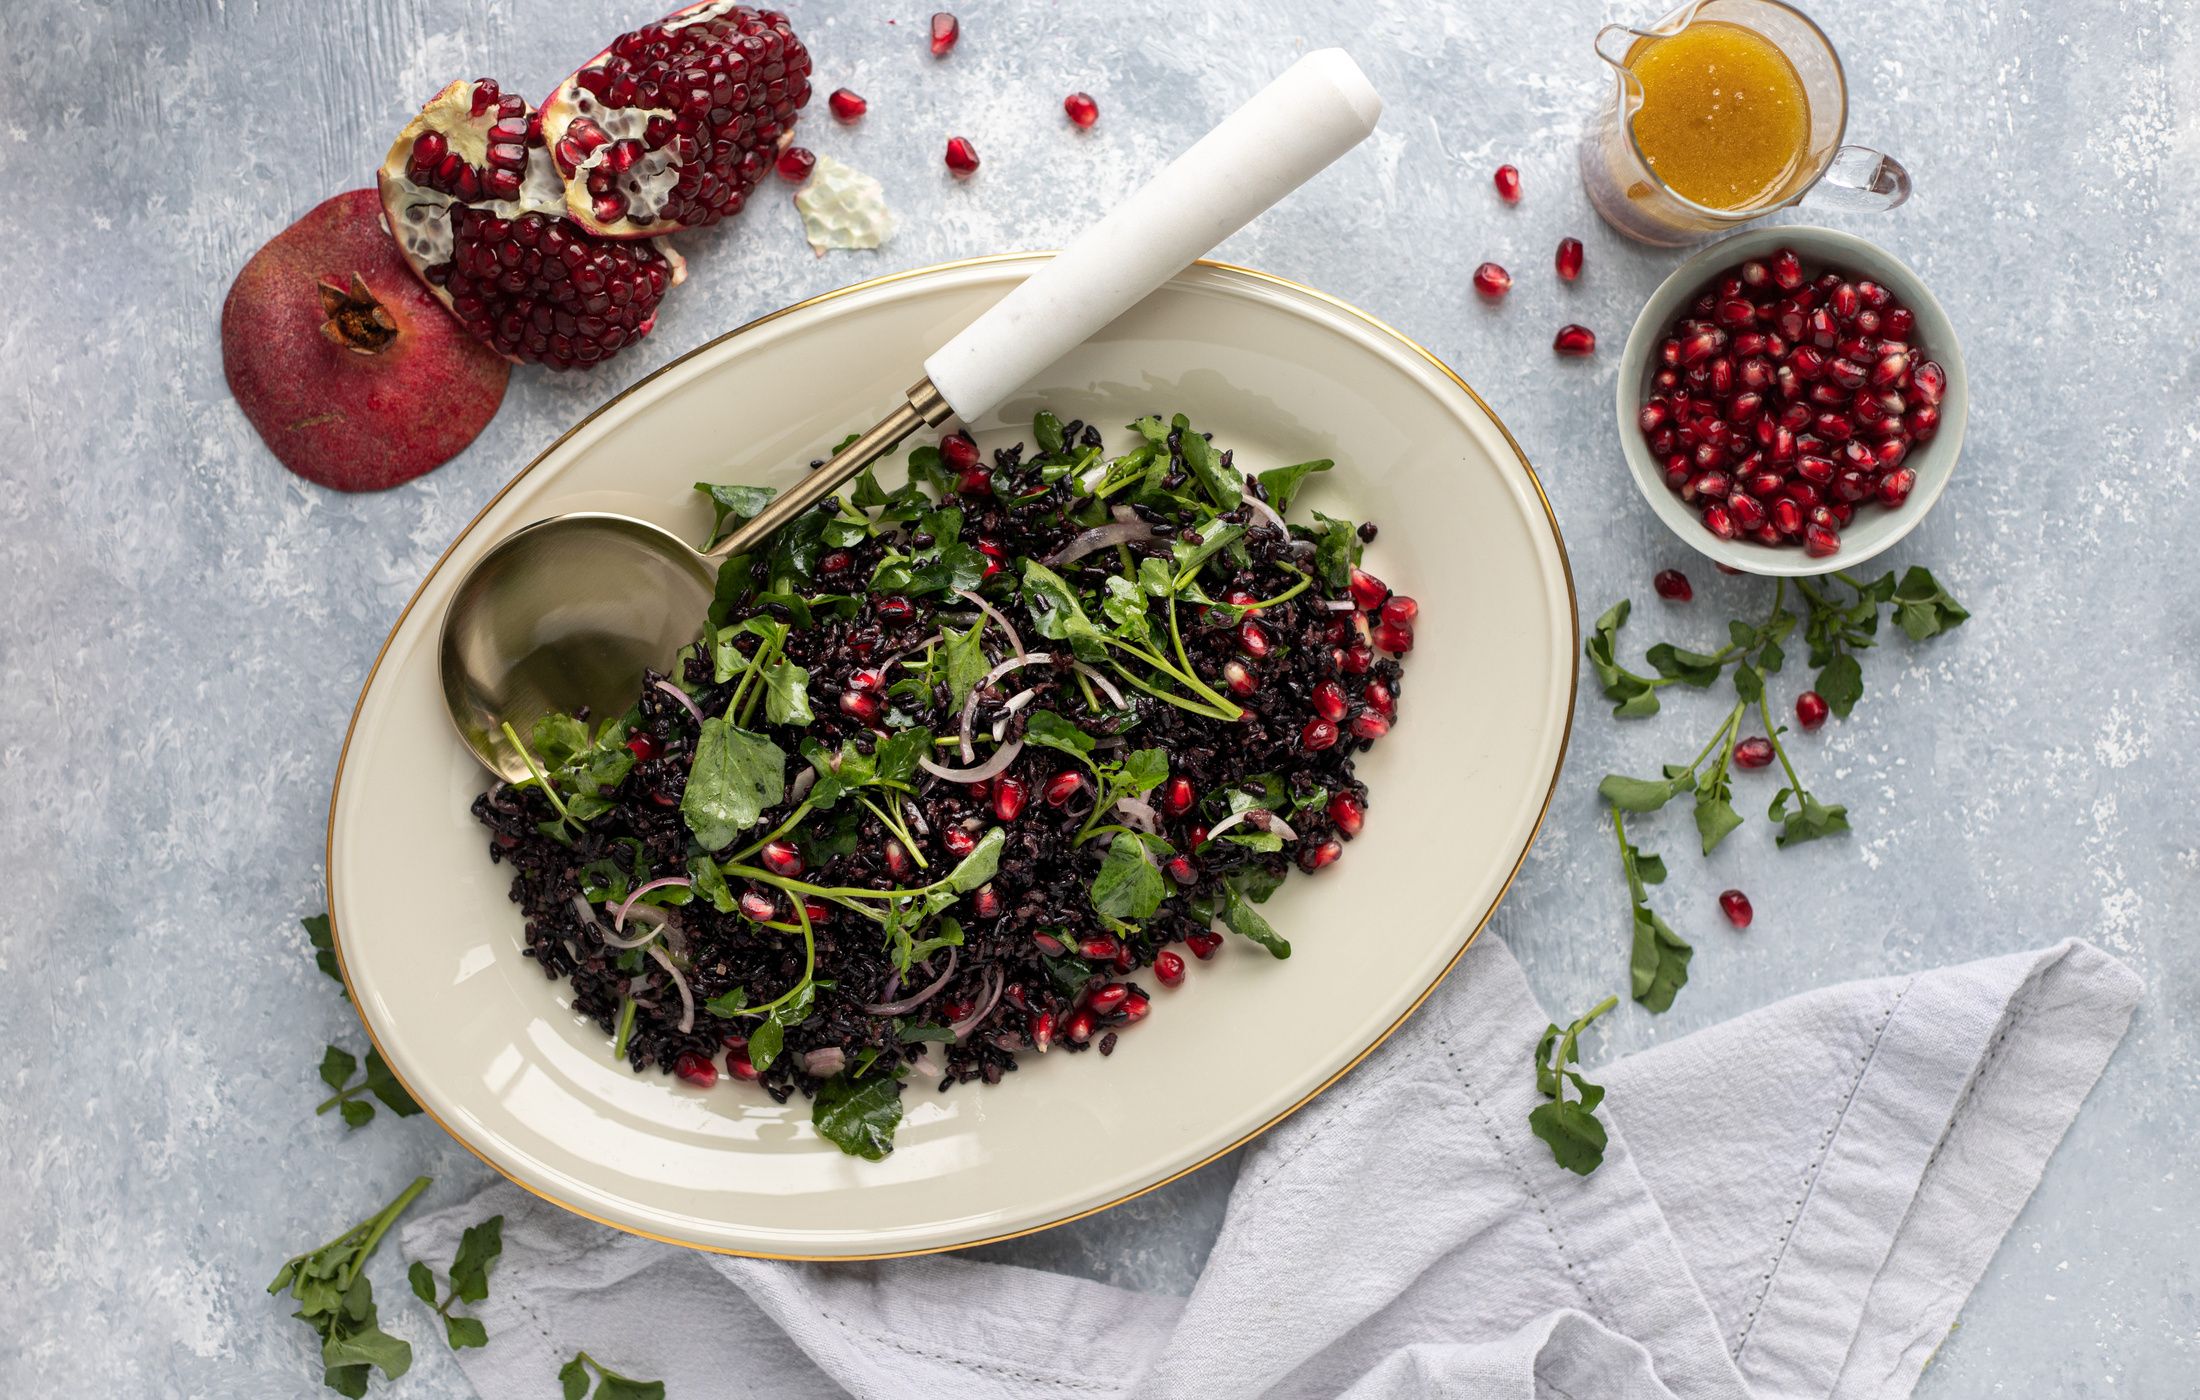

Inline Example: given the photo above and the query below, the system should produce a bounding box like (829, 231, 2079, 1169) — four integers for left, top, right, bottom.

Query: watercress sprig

(314, 1045, 421, 1129)
(559, 1350, 666, 1400)
(268, 1176, 430, 1397)
(1615, 811, 1691, 1013)
(1530, 995, 1618, 1175)
(407, 1214, 502, 1350)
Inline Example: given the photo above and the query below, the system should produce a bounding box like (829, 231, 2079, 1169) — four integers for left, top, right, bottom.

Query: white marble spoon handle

(921, 48, 1381, 424)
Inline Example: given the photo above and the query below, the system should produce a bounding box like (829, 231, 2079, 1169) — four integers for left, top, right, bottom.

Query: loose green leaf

(1090, 833, 1168, 921)
(1770, 787, 1851, 847)
(1586, 600, 1661, 718)
(941, 622, 990, 715)
(681, 718, 787, 851)
(760, 661, 814, 726)
(1629, 906, 1693, 1012)
(694, 481, 778, 547)
(1645, 642, 1726, 688)
(1255, 458, 1333, 514)
(1033, 409, 1066, 454)
(812, 1072, 905, 1160)
(561, 1352, 666, 1400)
(303, 914, 346, 993)
(1022, 710, 1096, 762)
(1891, 566, 1969, 641)
(1529, 995, 1616, 1175)
(1219, 880, 1291, 958)
(268, 1177, 430, 1397)
(1177, 424, 1242, 508)
(320, 1045, 357, 1093)
(1597, 768, 1697, 813)
(1814, 652, 1864, 718)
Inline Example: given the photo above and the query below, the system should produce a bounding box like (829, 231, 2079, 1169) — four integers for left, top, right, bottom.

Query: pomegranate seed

(1079, 935, 1120, 962)
(1795, 690, 1830, 731)
(940, 432, 981, 470)
(1907, 404, 1940, 441)
(819, 550, 853, 576)
(626, 731, 662, 760)
(1222, 660, 1257, 696)
(1119, 989, 1151, 1023)
(1719, 889, 1754, 929)
(1342, 644, 1375, 675)
(1088, 982, 1130, 1015)
(1493, 164, 1522, 202)
(1652, 568, 1693, 602)
(1379, 595, 1419, 627)
(971, 885, 1001, 919)
(1555, 236, 1584, 281)
(1039, 771, 1082, 808)
(993, 776, 1028, 822)
(1298, 837, 1343, 872)
(774, 146, 815, 183)
(1030, 1011, 1056, 1052)
(1372, 620, 1415, 654)
(1155, 950, 1186, 986)
(1186, 930, 1223, 960)
(1348, 568, 1389, 610)
(875, 596, 916, 624)
(944, 136, 980, 177)
(848, 668, 885, 694)
(1772, 497, 1804, 535)
(739, 889, 777, 923)
(1883, 307, 1915, 340)
(884, 840, 913, 880)
(1912, 360, 1946, 404)
(1159, 775, 1196, 815)
(1231, 620, 1274, 659)
(1639, 401, 1670, 434)
(1803, 524, 1841, 557)
(803, 899, 829, 926)
(1472, 262, 1513, 298)
(829, 88, 867, 122)
(1064, 91, 1099, 128)
(1032, 930, 1066, 956)
(1065, 1009, 1096, 1044)
(930, 11, 960, 55)
(1349, 710, 1391, 740)
(1553, 324, 1597, 356)
(839, 690, 882, 722)
(1732, 736, 1775, 769)
(1187, 825, 1208, 851)
(673, 1051, 718, 1088)
(1702, 505, 1737, 540)
(1301, 717, 1340, 751)
(1770, 249, 1804, 290)
(726, 1051, 760, 1081)
(759, 840, 804, 877)
(943, 827, 978, 858)
(1830, 283, 1860, 320)
(1318, 793, 1366, 841)
(1311, 680, 1350, 722)
(1876, 467, 1917, 508)
(1166, 855, 1199, 885)
(1876, 439, 1910, 471)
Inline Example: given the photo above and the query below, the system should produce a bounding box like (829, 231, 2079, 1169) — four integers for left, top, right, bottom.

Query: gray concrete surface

(2, 0, 2193, 1393)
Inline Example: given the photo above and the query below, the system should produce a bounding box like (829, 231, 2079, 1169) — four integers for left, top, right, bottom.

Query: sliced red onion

(918, 737, 1025, 785)
(598, 904, 666, 950)
(802, 1047, 847, 1077)
(861, 948, 958, 1016)
(1070, 662, 1127, 710)
(615, 876, 692, 933)
(875, 630, 945, 673)
(955, 651, 1055, 761)
(1114, 796, 1159, 834)
(1201, 807, 1265, 845)
(1269, 814, 1300, 842)
(570, 894, 604, 932)
(1045, 520, 1156, 566)
(951, 967, 1005, 1042)
(646, 945, 695, 1034)
(1241, 483, 1287, 534)
(954, 589, 1025, 661)
(1319, 598, 1357, 612)
(1109, 504, 1139, 524)
(788, 765, 818, 803)
(902, 795, 931, 837)
(652, 679, 704, 726)
(990, 687, 1040, 742)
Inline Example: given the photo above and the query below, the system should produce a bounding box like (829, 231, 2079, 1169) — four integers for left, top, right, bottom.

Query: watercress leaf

(1306, 512, 1362, 591)
(761, 661, 813, 726)
(1090, 834, 1167, 921)
(940, 828, 1006, 898)
(320, 1304, 411, 1382)
(897, 1021, 957, 1044)
(871, 728, 931, 787)
(1220, 880, 1291, 958)
(1597, 770, 1694, 812)
(1023, 709, 1096, 761)
(1034, 409, 1066, 454)
(339, 1099, 375, 1129)
(1114, 748, 1170, 797)
(708, 554, 756, 630)
(1815, 652, 1864, 717)
(1775, 791, 1851, 848)
(852, 469, 892, 509)
(689, 855, 736, 914)
(681, 719, 787, 850)
(1644, 642, 1726, 688)
(1533, 1022, 1566, 1098)
(1235, 864, 1287, 904)
(1734, 662, 1764, 704)
(1630, 909, 1692, 1013)
(1136, 555, 1176, 598)
(1020, 561, 1109, 660)
(1893, 566, 1969, 641)
(1631, 850, 1669, 885)
(1170, 520, 1244, 585)
(693, 481, 778, 547)
(449, 1215, 502, 1304)
(363, 1048, 421, 1117)
(444, 1315, 488, 1350)
(302, 913, 346, 991)
(703, 985, 750, 1019)
(747, 1016, 785, 1074)
(559, 1357, 590, 1400)
(324, 1363, 372, 1398)
(1176, 425, 1242, 508)
(1256, 458, 1332, 514)
(319, 1045, 357, 1092)
(1694, 793, 1743, 856)
(1586, 600, 1662, 718)
(1102, 574, 1154, 649)
(1130, 414, 1170, 448)
(941, 622, 989, 716)
(406, 1261, 436, 1306)
(812, 1072, 905, 1160)
(1613, 689, 1662, 719)
(1529, 1099, 1609, 1176)
(766, 506, 830, 588)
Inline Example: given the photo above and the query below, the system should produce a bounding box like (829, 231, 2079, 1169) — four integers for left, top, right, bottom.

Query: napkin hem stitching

(811, 1304, 1122, 1391)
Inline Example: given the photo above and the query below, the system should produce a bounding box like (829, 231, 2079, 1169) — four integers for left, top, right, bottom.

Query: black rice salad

(474, 411, 1418, 1159)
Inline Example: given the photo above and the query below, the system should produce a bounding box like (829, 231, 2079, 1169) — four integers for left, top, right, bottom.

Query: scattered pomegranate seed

(1653, 568, 1693, 602)
(1719, 889, 1754, 929)
(1065, 1009, 1096, 1044)
(1079, 935, 1120, 961)
(1120, 990, 1151, 1023)
(944, 136, 980, 177)
(1159, 775, 1196, 815)
(1043, 771, 1084, 806)
(993, 776, 1028, 822)
(1298, 837, 1343, 872)
(1372, 620, 1414, 654)
(1363, 680, 1395, 716)
(1155, 950, 1186, 986)
(1312, 680, 1350, 722)
(738, 889, 777, 923)
(875, 596, 916, 624)
(1795, 690, 1830, 730)
(1328, 791, 1365, 836)
(673, 1051, 718, 1087)
(930, 11, 960, 55)
(1029, 1010, 1056, 1052)
(940, 432, 980, 470)
(1472, 262, 1513, 299)
(1223, 660, 1257, 696)
(1087, 983, 1130, 1015)
(1348, 568, 1389, 611)
(759, 841, 804, 877)
(1341, 644, 1374, 675)
(1553, 324, 1597, 357)
(1166, 854, 1199, 885)
(1238, 620, 1271, 657)
(1349, 710, 1391, 740)
(1064, 91, 1098, 128)
(1185, 930, 1223, 960)
(839, 689, 882, 722)
(1302, 717, 1339, 751)
(1556, 236, 1584, 282)
(728, 1051, 761, 1081)
(774, 146, 816, 183)
(626, 731, 662, 760)
(829, 87, 867, 122)
(1493, 163, 1522, 203)
(943, 827, 977, 857)
(1732, 736, 1776, 769)
(1380, 595, 1419, 627)
(884, 839, 913, 880)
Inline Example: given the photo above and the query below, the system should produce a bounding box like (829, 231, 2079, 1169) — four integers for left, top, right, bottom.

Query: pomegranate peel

(221, 189, 508, 492)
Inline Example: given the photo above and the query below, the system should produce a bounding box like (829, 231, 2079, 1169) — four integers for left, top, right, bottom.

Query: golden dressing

(1626, 20, 1811, 210)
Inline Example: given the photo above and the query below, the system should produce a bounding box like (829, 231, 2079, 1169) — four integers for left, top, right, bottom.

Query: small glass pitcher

(1579, 0, 1910, 245)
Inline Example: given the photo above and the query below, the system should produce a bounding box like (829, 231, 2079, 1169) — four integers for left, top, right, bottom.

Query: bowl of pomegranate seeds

(1617, 226, 1966, 574)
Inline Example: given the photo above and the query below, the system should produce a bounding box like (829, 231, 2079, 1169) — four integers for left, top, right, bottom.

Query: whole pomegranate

(378, 78, 686, 369)
(221, 189, 509, 491)
(537, 2, 813, 238)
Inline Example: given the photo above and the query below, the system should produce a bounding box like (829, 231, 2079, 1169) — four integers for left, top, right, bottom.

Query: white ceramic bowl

(326, 257, 1578, 1258)
(1616, 225, 1966, 577)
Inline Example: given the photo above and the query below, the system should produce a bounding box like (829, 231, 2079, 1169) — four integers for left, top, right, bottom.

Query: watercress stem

(499, 721, 572, 825)
(1756, 694, 1806, 791)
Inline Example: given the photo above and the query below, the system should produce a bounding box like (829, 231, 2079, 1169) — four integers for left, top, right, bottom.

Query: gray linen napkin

(404, 934, 2139, 1399)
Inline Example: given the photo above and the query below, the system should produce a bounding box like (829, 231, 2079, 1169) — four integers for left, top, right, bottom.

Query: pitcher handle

(1806, 145, 1912, 212)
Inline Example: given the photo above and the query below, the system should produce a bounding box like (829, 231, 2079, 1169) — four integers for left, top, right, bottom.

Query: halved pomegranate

(378, 79, 687, 369)
(537, 1, 813, 239)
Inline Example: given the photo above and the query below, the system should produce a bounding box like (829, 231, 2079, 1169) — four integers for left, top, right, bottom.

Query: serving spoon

(441, 49, 1381, 780)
